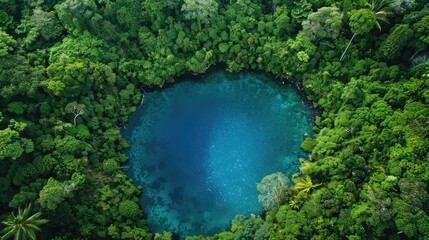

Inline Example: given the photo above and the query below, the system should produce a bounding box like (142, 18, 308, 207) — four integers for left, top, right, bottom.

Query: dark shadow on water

(151, 177, 167, 189)
(169, 187, 184, 202)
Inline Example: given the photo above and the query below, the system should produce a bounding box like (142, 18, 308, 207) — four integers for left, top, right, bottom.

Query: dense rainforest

(0, 0, 428, 239)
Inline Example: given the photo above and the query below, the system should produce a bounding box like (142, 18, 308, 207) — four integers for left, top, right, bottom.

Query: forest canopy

(0, 0, 428, 239)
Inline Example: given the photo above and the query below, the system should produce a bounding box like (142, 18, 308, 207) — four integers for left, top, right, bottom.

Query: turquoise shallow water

(122, 70, 313, 238)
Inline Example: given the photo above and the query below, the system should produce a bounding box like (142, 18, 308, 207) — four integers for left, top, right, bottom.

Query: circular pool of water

(122, 70, 313, 237)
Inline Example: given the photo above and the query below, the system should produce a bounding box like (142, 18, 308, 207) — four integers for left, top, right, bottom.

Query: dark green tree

(380, 24, 414, 60)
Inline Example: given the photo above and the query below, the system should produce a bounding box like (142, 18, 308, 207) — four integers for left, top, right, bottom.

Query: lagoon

(122, 70, 313, 237)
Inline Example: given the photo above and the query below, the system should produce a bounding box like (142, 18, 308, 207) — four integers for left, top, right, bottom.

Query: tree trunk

(340, 33, 357, 61)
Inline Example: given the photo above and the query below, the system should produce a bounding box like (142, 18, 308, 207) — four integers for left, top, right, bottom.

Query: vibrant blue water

(122, 70, 313, 238)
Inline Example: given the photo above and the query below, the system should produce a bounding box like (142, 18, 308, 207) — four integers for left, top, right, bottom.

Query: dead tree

(71, 106, 84, 126)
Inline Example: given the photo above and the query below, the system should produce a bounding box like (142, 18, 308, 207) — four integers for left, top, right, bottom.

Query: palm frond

(23, 224, 41, 232)
(1, 228, 17, 240)
(14, 229, 22, 240)
(22, 205, 32, 219)
(25, 213, 42, 223)
(375, 21, 382, 31)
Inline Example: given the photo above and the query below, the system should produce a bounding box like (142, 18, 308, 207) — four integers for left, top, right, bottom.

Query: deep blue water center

(122, 70, 313, 237)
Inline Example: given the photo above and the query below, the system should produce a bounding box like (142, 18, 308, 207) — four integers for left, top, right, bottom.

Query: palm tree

(340, 0, 393, 61)
(366, 0, 392, 31)
(389, 0, 414, 13)
(293, 175, 322, 193)
(1, 204, 48, 240)
(289, 199, 300, 210)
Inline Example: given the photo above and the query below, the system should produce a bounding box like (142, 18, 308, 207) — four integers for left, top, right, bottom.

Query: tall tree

(38, 178, 65, 210)
(257, 172, 290, 210)
(340, 0, 392, 61)
(181, 0, 219, 31)
(55, 0, 102, 35)
(302, 7, 343, 43)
